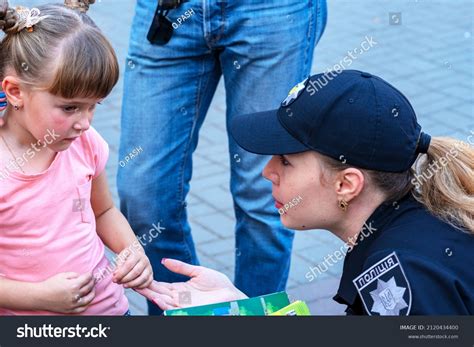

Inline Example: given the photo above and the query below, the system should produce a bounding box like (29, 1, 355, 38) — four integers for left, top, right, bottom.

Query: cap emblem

(281, 77, 308, 107)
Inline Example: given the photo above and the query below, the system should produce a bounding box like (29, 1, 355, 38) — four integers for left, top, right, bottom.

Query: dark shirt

(334, 193, 474, 315)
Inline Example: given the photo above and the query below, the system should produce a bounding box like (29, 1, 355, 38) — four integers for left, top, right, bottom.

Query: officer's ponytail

(411, 137, 474, 234)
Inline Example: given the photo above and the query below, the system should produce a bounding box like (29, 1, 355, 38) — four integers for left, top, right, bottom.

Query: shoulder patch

(281, 77, 309, 107)
(353, 252, 412, 316)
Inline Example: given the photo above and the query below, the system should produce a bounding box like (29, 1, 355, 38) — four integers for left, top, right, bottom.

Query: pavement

(19, 0, 473, 315)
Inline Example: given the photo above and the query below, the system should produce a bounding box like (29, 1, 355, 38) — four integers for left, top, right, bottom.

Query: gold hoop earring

(339, 199, 349, 211)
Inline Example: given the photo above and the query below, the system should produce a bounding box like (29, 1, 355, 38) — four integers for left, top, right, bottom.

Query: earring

(13, 105, 20, 111)
(338, 199, 349, 211)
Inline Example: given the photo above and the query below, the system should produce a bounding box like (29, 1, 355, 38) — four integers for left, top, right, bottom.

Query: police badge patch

(281, 77, 309, 107)
(353, 252, 412, 315)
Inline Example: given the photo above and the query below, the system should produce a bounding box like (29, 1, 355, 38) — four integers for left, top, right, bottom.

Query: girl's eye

(279, 155, 290, 166)
(62, 105, 79, 113)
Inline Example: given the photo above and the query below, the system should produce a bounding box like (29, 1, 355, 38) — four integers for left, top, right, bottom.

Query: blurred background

(17, 0, 474, 315)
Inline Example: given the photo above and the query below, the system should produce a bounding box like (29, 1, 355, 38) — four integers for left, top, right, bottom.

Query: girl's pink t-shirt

(0, 126, 128, 315)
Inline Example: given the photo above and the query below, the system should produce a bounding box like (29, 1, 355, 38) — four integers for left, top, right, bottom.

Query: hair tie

(15, 6, 49, 32)
(416, 131, 431, 154)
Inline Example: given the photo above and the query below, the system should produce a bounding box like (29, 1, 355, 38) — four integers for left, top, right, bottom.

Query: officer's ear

(334, 168, 365, 203)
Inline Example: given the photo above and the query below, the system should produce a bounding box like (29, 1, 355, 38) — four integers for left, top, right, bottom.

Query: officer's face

(262, 151, 338, 230)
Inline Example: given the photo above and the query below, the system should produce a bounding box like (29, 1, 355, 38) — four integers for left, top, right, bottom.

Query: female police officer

(140, 70, 474, 315)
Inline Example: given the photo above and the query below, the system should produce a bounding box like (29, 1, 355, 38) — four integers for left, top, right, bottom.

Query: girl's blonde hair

(321, 137, 474, 234)
(0, 0, 118, 99)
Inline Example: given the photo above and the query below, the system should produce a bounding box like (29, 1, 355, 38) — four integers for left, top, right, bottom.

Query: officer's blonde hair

(0, 0, 118, 100)
(321, 137, 474, 234)
(411, 138, 473, 234)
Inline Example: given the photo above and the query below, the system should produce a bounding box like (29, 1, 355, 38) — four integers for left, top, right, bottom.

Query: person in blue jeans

(118, 0, 327, 315)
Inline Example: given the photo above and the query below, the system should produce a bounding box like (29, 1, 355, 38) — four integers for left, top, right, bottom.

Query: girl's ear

(2, 76, 24, 107)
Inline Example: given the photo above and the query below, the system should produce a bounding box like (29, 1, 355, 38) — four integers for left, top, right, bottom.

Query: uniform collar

(333, 193, 414, 307)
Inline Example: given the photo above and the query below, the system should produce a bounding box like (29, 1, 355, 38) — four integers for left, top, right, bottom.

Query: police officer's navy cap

(230, 70, 431, 172)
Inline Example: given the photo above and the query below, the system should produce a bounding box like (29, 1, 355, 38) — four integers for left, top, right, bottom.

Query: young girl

(147, 70, 474, 315)
(0, 0, 153, 315)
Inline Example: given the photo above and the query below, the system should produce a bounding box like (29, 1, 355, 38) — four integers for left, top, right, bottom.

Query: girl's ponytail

(0, 0, 19, 34)
(64, 0, 95, 13)
(411, 137, 474, 234)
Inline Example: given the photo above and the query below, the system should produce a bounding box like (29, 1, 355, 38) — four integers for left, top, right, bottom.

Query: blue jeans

(118, 0, 327, 315)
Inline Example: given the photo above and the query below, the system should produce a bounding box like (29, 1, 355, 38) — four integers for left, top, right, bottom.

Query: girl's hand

(37, 272, 96, 314)
(136, 259, 248, 311)
(113, 247, 153, 289)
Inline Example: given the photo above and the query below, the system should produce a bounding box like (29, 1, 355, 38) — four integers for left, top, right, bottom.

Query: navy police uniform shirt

(333, 192, 474, 315)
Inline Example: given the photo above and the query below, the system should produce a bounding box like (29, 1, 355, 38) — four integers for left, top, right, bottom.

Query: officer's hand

(135, 259, 248, 310)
